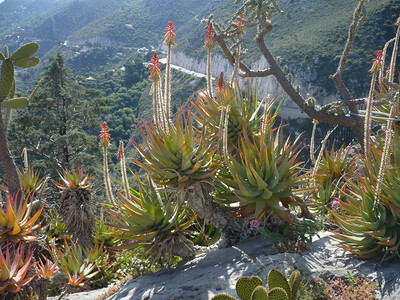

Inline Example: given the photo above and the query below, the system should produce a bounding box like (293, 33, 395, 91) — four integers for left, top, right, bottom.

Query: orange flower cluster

(164, 21, 176, 46)
(236, 14, 245, 34)
(149, 52, 161, 82)
(370, 50, 383, 73)
(99, 122, 110, 147)
(204, 23, 215, 49)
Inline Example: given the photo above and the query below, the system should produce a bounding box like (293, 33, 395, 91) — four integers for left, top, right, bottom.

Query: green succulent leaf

(0, 59, 14, 101)
(267, 270, 290, 297)
(0, 97, 29, 109)
(236, 276, 263, 300)
(251, 286, 269, 300)
(0, 52, 4, 61)
(9, 42, 39, 61)
(13, 56, 40, 68)
(268, 287, 288, 300)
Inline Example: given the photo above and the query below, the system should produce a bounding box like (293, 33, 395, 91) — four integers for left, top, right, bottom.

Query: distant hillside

(177, 0, 399, 97)
(0, 0, 67, 44)
(1, 0, 399, 99)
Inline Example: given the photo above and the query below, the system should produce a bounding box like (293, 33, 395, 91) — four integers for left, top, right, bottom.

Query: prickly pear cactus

(212, 270, 301, 300)
(0, 43, 40, 105)
(236, 276, 263, 300)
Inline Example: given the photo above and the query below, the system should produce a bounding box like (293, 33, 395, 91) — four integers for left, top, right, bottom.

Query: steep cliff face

(169, 50, 338, 118)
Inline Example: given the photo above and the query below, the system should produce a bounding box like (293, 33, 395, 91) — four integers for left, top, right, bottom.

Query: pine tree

(9, 53, 108, 176)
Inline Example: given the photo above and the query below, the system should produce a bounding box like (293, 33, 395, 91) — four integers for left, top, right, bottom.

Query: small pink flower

(332, 200, 340, 209)
(250, 219, 260, 230)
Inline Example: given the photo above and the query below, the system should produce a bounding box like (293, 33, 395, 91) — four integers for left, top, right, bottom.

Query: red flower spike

(149, 52, 161, 82)
(370, 50, 383, 73)
(117, 141, 124, 159)
(236, 14, 245, 34)
(204, 23, 215, 49)
(164, 21, 176, 46)
(216, 72, 225, 92)
(99, 122, 110, 147)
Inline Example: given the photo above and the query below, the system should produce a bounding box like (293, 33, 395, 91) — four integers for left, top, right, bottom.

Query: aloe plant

(106, 175, 196, 262)
(0, 244, 36, 295)
(310, 144, 358, 215)
(0, 194, 43, 243)
(330, 133, 400, 258)
(192, 81, 262, 151)
(134, 113, 218, 189)
(54, 166, 94, 248)
(218, 113, 303, 223)
(50, 238, 100, 285)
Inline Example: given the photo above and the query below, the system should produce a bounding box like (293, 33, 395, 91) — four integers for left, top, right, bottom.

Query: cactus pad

(0, 59, 14, 101)
(251, 286, 269, 300)
(0, 52, 4, 61)
(236, 276, 263, 300)
(288, 270, 300, 300)
(0, 97, 29, 109)
(13, 57, 40, 68)
(267, 287, 288, 300)
(267, 270, 290, 298)
(211, 293, 237, 300)
(9, 42, 39, 62)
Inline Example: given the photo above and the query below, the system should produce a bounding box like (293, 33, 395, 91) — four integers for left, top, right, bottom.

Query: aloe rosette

(192, 82, 262, 150)
(0, 194, 43, 243)
(218, 118, 303, 223)
(0, 244, 35, 294)
(106, 175, 195, 262)
(330, 134, 400, 258)
(134, 114, 218, 189)
(311, 144, 358, 215)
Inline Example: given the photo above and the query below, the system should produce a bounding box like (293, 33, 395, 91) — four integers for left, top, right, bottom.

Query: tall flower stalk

(117, 140, 130, 200)
(149, 52, 162, 126)
(99, 122, 116, 206)
(388, 16, 400, 82)
(164, 21, 176, 123)
(310, 119, 318, 164)
(204, 22, 215, 97)
(364, 50, 382, 153)
(376, 94, 399, 196)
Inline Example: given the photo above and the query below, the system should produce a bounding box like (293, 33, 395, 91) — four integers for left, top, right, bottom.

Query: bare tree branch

(214, 1, 368, 146)
(331, 0, 365, 108)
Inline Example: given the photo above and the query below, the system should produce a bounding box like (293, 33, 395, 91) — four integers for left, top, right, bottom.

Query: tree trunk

(0, 109, 21, 196)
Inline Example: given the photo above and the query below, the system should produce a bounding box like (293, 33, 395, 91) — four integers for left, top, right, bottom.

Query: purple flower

(332, 200, 340, 208)
(249, 220, 260, 230)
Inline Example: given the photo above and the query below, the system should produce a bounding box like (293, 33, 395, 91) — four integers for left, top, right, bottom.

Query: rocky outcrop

(167, 50, 340, 115)
(104, 231, 400, 300)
